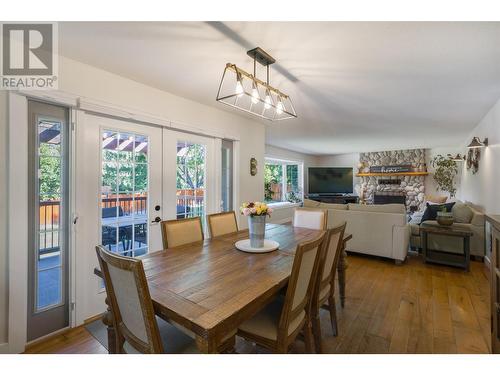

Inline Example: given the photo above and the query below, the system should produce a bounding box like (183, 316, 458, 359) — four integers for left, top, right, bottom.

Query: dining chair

(236, 232, 326, 353)
(207, 211, 238, 238)
(95, 245, 198, 354)
(293, 207, 328, 230)
(160, 216, 204, 249)
(311, 222, 347, 353)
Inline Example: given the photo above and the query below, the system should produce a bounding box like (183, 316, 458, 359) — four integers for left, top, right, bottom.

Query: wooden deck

(24, 253, 491, 354)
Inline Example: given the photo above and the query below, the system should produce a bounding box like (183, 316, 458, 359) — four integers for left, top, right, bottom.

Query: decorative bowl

(436, 212, 454, 226)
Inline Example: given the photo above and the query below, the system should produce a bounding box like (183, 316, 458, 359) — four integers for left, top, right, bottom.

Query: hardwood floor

(24, 253, 491, 354)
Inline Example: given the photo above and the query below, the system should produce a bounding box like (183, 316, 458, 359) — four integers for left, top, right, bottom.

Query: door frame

(7, 92, 77, 352)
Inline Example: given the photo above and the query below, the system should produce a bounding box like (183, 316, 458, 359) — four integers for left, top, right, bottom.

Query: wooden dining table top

(95, 223, 352, 352)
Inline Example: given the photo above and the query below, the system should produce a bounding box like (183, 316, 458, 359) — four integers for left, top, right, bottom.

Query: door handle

(152, 216, 162, 224)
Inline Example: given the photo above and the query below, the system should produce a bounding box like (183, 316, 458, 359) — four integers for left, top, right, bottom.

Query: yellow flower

(256, 208, 262, 215)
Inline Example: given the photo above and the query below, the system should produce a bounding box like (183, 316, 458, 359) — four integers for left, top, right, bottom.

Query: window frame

(264, 156, 304, 205)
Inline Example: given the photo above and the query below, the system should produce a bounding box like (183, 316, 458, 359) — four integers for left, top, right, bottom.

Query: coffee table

(420, 224, 473, 271)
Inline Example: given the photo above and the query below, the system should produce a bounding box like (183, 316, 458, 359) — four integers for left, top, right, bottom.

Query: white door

(162, 129, 217, 236)
(75, 114, 163, 322)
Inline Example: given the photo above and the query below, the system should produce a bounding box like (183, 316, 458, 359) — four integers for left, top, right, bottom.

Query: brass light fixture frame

(216, 47, 297, 121)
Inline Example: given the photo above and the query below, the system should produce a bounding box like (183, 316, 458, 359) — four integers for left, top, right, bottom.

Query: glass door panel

(176, 141, 207, 222)
(101, 130, 149, 257)
(28, 101, 69, 341)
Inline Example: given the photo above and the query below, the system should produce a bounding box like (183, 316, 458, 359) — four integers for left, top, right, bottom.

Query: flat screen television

(308, 167, 353, 194)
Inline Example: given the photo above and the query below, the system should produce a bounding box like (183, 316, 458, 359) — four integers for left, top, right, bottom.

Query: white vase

(248, 215, 266, 248)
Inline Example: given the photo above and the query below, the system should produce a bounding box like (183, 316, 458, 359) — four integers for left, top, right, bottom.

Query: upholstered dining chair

(311, 222, 346, 353)
(95, 245, 198, 354)
(236, 232, 326, 353)
(207, 211, 238, 238)
(160, 216, 204, 249)
(293, 208, 328, 230)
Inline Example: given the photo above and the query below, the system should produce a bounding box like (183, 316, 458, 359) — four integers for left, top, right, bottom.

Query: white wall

(460, 97, 500, 213)
(0, 55, 267, 349)
(0, 91, 8, 346)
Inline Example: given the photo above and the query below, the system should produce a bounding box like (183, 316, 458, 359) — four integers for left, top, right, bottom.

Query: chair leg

(328, 295, 338, 336)
(303, 320, 315, 354)
(312, 310, 322, 354)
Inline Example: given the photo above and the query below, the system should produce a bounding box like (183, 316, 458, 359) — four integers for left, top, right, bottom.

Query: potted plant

(430, 155, 459, 198)
(240, 202, 273, 248)
(436, 205, 454, 226)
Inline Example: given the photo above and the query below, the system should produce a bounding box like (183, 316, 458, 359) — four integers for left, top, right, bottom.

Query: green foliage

(264, 164, 282, 201)
(430, 155, 458, 198)
(176, 144, 205, 189)
(39, 143, 61, 200)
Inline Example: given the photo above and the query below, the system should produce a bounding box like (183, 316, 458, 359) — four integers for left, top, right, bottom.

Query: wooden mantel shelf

(356, 171, 429, 177)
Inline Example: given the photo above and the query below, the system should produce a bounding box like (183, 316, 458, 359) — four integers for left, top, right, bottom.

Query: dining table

(94, 222, 352, 353)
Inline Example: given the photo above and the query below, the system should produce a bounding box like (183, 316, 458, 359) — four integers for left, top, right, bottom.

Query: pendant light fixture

(216, 47, 297, 121)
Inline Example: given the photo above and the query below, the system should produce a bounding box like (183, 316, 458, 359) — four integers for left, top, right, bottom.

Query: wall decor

(466, 137, 487, 174)
(467, 148, 481, 174)
(369, 165, 412, 173)
(250, 157, 258, 176)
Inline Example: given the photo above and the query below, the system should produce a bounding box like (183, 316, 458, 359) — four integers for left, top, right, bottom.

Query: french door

(75, 115, 163, 321)
(75, 116, 216, 322)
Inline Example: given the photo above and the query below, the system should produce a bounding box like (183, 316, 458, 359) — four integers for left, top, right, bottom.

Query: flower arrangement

(240, 201, 273, 217)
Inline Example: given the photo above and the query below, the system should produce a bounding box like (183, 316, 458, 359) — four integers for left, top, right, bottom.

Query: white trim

(14, 90, 242, 142)
(232, 140, 241, 228)
(7, 92, 29, 353)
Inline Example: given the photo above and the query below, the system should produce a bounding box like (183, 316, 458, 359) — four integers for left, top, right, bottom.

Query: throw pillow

(420, 202, 456, 224)
(452, 202, 474, 223)
(425, 194, 447, 204)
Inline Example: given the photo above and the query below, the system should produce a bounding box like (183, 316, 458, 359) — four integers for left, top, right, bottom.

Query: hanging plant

(430, 155, 459, 197)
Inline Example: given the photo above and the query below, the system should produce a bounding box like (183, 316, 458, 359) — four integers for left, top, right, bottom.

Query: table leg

(103, 296, 119, 354)
(337, 244, 348, 308)
(195, 335, 218, 354)
(464, 236, 470, 272)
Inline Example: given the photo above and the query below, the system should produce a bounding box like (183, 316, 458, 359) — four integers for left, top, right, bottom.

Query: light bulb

(251, 81, 260, 104)
(235, 79, 244, 97)
(276, 97, 284, 115)
(264, 90, 272, 109)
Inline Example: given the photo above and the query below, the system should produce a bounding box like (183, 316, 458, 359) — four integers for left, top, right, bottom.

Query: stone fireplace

(355, 149, 426, 212)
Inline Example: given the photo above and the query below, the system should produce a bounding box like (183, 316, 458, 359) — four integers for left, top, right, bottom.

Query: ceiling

(59, 22, 500, 155)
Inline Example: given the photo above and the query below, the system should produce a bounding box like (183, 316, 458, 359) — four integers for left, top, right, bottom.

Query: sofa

(409, 201, 485, 257)
(303, 199, 410, 262)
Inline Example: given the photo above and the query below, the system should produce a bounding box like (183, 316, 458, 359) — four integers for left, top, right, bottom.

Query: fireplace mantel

(356, 171, 429, 177)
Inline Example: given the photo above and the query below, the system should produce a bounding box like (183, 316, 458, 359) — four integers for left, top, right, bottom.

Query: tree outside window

(264, 158, 303, 203)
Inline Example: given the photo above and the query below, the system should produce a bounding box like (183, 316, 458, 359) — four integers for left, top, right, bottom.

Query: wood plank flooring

(24, 253, 491, 354)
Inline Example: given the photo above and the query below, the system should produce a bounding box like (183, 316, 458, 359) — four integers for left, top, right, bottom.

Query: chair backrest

(160, 216, 204, 249)
(315, 222, 346, 304)
(278, 232, 326, 341)
(208, 211, 238, 238)
(293, 208, 327, 230)
(95, 245, 163, 353)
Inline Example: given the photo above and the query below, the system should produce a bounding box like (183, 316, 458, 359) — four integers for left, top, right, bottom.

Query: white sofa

(304, 199, 410, 263)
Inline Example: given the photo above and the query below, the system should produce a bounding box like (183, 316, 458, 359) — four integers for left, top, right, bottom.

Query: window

(264, 158, 303, 204)
(100, 130, 149, 258)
